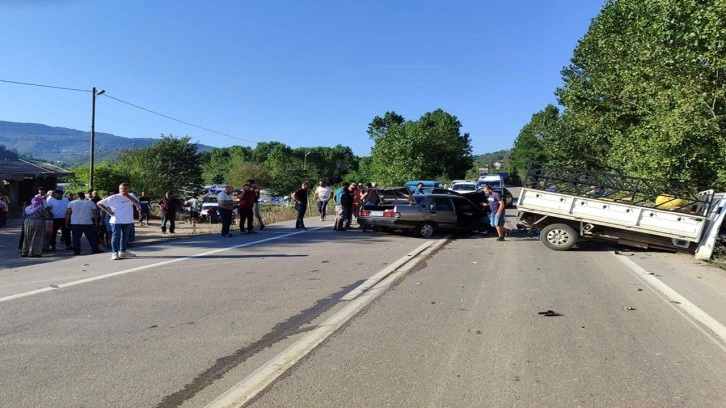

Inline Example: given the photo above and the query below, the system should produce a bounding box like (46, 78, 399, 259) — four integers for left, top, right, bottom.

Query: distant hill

(0, 120, 214, 166)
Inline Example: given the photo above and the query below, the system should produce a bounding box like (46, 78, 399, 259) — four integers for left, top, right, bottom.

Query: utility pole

(89, 87, 105, 191)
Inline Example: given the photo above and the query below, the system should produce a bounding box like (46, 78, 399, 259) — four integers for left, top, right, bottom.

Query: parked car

(450, 181, 477, 193)
(200, 202, 218, 217)
(358, 188, 490, 238)
(201, 196, 218, 216)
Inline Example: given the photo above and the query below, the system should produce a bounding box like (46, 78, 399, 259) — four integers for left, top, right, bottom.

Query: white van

(476, 174, 513, 207)
(476, 174, 505, 191)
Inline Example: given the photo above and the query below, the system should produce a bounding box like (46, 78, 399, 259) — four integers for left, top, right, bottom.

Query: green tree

(226, 161, 272, 189)
(117, 135, 202, 198)
(83, 162, 132, 194)
(367, 109, 473, 185)
(510, 105, 559, 182)
(200, 146, 253, 184)
(556, 0, 726, 188)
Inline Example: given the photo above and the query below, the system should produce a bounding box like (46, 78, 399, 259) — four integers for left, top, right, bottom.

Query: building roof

(0, 158, 74, 181)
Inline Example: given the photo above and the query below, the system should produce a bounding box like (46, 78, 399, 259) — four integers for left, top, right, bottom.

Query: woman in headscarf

(21, 196, 51, 257)
(0, 192, 8, 227)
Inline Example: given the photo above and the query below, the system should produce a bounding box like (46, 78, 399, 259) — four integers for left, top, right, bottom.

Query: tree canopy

(516, 0, 726, 189)
(367, 109, 474, 185)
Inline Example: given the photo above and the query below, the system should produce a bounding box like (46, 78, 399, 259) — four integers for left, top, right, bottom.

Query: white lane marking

(613, 253, 726, 352)
(205, 238, 449, 408)
(341, 240, 435, 301)
(0, 228, 319, 304)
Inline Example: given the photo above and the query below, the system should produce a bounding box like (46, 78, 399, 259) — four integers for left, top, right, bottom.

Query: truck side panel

(518, 188, 705, 242)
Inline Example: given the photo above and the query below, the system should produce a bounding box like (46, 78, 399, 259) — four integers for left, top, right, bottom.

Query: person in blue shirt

(413, 182, 425, 195)
(483, 185, 506, 241)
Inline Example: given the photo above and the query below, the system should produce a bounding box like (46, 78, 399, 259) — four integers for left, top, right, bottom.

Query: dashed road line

(205, 237, 450, 408)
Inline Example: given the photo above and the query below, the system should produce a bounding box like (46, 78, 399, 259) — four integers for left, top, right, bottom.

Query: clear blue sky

(0, 0, 604, 157)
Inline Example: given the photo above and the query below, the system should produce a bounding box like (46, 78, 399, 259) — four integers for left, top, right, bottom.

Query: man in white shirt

(217, 185, 235, 237)
(97, 183, 140, 260)
(314, 180, 332, 221)
(65, 191, 103, 255)
(46, 189, 71, 251)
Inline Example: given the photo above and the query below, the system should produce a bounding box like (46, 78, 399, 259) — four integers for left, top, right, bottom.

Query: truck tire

(416, 222, 436, 238)
(540, 223, 578, 250)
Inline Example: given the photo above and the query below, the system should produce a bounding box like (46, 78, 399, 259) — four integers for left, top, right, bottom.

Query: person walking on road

(97, 183, 140, 260)
(158, 191, 182, 234)
(314, 180, 332, 221)
(185, 194, 202, 227)
(293, 181, 310, 230)
(137, 192, 151, 226)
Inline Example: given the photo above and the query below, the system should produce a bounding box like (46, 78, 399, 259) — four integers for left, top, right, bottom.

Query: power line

(101, 93, 255, 144)
(1, 78, 255, 145)
(0, 79, 88, 93)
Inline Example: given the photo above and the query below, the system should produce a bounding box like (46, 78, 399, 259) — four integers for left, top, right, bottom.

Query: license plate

(370, 211, 384, 216)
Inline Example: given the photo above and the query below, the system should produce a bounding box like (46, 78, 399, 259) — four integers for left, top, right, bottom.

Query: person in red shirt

(236, 184, 257, 234)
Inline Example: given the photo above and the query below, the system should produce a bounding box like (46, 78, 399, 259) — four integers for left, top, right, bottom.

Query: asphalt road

(2, 200, 726, 407)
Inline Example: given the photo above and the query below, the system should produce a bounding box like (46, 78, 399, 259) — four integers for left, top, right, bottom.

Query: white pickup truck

(517, 165, 726, 260)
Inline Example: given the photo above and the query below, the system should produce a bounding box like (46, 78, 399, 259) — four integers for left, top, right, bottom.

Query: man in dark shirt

(158, 191, 182, 233)
(137, 192, 151, 226)
(333, 182, 350, 231)
(483, 185, 506, 241)
(292, 181, 310, 230)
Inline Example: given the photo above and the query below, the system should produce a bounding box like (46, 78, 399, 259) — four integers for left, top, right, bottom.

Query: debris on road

(538, 310, 563, 317)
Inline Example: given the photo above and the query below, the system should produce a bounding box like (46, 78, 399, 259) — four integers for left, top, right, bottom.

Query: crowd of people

(13, 183, 213, 260)
(11, 177, 509, 260)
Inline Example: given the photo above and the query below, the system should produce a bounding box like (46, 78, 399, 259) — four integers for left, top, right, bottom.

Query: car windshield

(452, 184, 476, 191)
(477, 181, 501, 190)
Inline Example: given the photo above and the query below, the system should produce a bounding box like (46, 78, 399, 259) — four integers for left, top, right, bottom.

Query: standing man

(158, 191, 182, 234)
(236, 184, 256, 234)
(217, 185, 235, 237)
(483, 185, 506, 241)
(65, 191, 102, 255)
(97, 183, 140, 260)
(137, 191, 151, 226)
(314, 180, 332, 221)
(292, 181, 310, 230)
(333, 182, 350, 231)
(47, 189, 71, 251)
(248, 179, 265, 230)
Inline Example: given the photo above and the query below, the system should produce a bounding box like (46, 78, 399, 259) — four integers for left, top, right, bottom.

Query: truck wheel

(540, 223, 578, 250)
(416, 222, 435, 238)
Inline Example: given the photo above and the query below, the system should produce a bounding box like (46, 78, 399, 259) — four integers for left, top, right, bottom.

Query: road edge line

(612, 252, 726, 351)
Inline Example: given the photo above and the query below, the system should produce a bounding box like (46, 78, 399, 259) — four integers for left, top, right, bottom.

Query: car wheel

(540, 223, 578, 250)
(416, 222, 436, 238)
